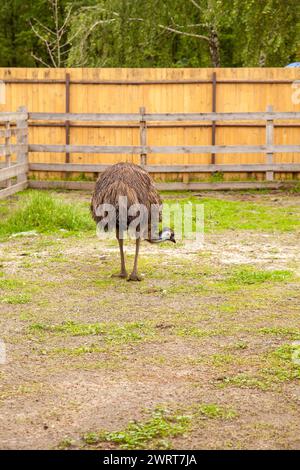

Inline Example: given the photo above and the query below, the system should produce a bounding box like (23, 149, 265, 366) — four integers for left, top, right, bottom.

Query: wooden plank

(29, 180, 94, 191)
(148, 164, 300, 172)
(4, 121, 11, 188)
(29, 113, 141, 122)
(65, 72, 71, 164)
(266, 105, 274, 181)
(29, 144, 143, 154)
(211, 72, 217, 165)
(0, 181, 28, 199)
(148, 145, 300, 154)
(28, 144, 300, 154)
(0, 144, 27, 155)
(1, 78, 297, 85)
(155, 182, 295, 191)
(28, 163, 300, 173)
(145, 112, 300, 121)
(0, 163, 28, 182)
(139, 107, 147, 166)
(0, 112, 28, 122)
(28, 179, 298, 192)
(29, 163, 110, 172)
(16, 107, 28, 185)
(28, 112, 300, 122)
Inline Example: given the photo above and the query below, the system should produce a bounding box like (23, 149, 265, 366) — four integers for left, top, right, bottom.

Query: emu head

(159, 227, 176, 243)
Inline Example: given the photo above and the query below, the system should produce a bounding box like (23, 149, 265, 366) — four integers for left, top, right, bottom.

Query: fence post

(65, 72, 71, 164)
(266, 105, 274, 181)
(139, 107, 147, 166)
(16, 106, 29, 186)
(211, 71, 217, 165)
(5, 120, 11, 188)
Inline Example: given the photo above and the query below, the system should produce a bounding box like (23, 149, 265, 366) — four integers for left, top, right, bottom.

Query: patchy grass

(83, 402, 238, 450)
(225, 268, 293, 286)
(30, 320, 155, 344)
(0, 189, 299, 450)
(197, 404, 237, 420)
(83, 407, 192, 450)
(219, 344, 300, 391)
(1, 292, 32, 304)
(257, 327, 300, 340)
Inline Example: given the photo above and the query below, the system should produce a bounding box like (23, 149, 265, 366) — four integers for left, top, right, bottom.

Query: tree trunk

(208, 28, 221, 67)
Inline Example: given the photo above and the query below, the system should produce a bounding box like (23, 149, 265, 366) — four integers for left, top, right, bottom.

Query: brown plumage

(91, 162, 175, 281)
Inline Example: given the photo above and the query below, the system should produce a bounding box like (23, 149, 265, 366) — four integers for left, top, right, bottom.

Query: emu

(91, 162, 175, 281)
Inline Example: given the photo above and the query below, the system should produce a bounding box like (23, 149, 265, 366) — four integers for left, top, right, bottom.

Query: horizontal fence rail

(28, 144, 300, 154)
(28, 180, 297, 192)
(28, 163, 300, 173)
(29, 112, 300, 122)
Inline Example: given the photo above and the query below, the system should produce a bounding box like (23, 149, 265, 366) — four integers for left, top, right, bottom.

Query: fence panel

(0, 68, 299, 182)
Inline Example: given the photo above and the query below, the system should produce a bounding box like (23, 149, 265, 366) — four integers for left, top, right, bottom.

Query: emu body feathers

(91, 162, 173, 281)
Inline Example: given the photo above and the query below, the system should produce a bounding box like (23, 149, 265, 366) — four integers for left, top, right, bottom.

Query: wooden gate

(0, 107, 28, 199)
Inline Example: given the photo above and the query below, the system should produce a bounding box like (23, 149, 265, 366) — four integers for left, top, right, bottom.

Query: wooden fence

(1, 107, 300, 195)
(0, 68, 299, 184)
(0, 108, 28, 199)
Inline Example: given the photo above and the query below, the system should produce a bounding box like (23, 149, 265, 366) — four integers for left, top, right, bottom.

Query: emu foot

(127, 273, 143, 282)
(111, 271, 128, 279)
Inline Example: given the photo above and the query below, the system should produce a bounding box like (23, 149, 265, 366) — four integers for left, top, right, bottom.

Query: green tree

(231, 0, 299, 66)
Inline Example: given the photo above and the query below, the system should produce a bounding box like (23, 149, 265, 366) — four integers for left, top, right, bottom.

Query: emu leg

(112, 231, 128, 279)
(128, 237, 142, 281)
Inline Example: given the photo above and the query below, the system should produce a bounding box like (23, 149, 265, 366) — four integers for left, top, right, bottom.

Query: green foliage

(231, 0, 299, 66)
(0, 0, 297, 67)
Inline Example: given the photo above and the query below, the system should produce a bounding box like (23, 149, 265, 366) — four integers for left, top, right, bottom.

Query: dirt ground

(0, 190, 299, 450)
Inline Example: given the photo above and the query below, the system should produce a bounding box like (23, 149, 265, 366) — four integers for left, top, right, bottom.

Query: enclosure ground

(0, 190, 299, 450)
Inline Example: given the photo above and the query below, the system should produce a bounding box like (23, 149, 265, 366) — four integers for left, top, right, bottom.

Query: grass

(83, 407, 191, 450)
(163, 195, 300, 233)
(0, 190, 299, 240)
(0, 190, 94, 238)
